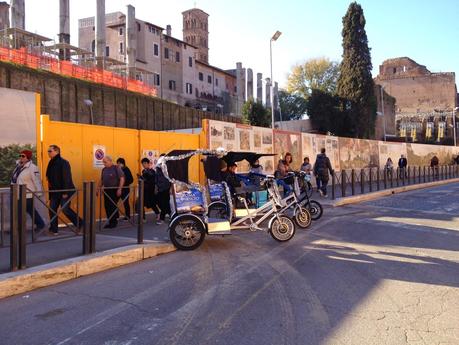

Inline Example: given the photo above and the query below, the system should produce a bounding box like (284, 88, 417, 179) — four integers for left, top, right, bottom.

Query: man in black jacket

(46, 145, 82, 235)
(313, 148, 334, 198)
(398, 154, 408, 178)
(155, 154, 172, 225)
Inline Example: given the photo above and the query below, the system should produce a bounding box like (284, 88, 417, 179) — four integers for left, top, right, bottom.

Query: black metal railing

(330, 165, 459, 200)
(4, 180, 145, 272)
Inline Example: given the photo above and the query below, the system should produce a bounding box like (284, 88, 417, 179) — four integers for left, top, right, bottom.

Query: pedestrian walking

(138, 157, 160, 222)
(116, 158, 134, 220)
(155, 154, 172, 224)
(398, 154, 408, 178)
(11, 150, 45, 231)
(98, 156, 125, 229)
(313, 148, 334, 198)
(430, 155, 439, 180)
(385, 157, 394, 179)
(45, 145, 83, 235)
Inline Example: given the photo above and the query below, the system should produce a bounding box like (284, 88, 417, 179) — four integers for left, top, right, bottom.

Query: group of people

(219, 148, 334, 200)
(10, 145, 171, 236)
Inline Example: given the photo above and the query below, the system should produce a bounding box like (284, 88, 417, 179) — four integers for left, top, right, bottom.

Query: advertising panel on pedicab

(174, 185, 205, 213)
(208, 183, 224, 202)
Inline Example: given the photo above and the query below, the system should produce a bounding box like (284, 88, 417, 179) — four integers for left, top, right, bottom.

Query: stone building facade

(375, 57, 458, 143)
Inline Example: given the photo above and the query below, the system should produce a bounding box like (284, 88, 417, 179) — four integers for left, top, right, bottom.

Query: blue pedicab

(157, 149, 297, 251)
(203, 151, 312, 229)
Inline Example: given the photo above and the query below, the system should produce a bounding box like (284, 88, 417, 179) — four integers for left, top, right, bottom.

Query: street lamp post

(270, 30, 282, 129)
(452, 106, 459, 146)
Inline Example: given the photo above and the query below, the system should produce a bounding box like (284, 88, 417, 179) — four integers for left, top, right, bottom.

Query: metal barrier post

(10, 185, 19, 271)
(89, 182, 96, 253)
(383, 168, 387, 189)
(1, 192, 4, 247)
(351, 169, 355, 195)
(396, 168, 399, 187)
(369, 168, 373, 192)
(137, 181, 144, 244)
(18, 185, 27, 269)
(83, 182, 90, 255)
(341, 170, 346, 197)
(418, 166, 421, 184)
(331, 172, 335, 200)
(360, 169, 364, 194)
(390, 168, 393, 188)
(407, 167, 411, 184)
(423, 166, 426, 183)
(402, 167, 405, 186)
(376, 169, 380, 191)
(412, 166, 416, 184)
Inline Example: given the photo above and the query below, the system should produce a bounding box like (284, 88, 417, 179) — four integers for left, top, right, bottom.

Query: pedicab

(157, 149, 297, 251)
(203, 152, 312, 229)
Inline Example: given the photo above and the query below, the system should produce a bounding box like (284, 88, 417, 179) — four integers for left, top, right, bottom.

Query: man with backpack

(313, 148, 334, 198)
(98, 156, 125, 229)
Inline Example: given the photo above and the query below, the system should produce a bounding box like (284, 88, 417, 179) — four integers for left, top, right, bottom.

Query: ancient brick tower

(182, 8, 209, 63)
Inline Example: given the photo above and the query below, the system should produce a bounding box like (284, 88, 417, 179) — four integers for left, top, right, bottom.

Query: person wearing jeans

(313, 148, 334, 198)
(46, 145, 83, 235)
(11, 150, 45, 231)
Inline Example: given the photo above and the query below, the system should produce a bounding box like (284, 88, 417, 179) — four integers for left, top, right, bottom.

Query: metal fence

(4, 181, 145, 272)
(331, 165, 459, 199)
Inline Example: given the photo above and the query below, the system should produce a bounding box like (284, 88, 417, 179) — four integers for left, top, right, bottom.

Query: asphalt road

(1, 183, 459, 345)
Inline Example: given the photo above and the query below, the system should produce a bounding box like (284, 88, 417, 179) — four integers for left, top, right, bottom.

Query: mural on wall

(406, 143, 456, 166)
(207, 119, 459, 175)
(339, 138, 379, 169)
(378, 142, 407, 169)
(207, 120, 274, 173)
(0, 88, 37, 187)
(273, 130, 302, 170)
(302, 134, 340, 171)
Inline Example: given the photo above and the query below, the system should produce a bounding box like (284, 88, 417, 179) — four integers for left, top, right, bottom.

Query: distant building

(0, 2, 9, 31)
(375, 57, 458, 143)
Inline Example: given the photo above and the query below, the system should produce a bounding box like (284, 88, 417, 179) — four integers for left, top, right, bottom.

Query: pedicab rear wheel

(169, 214, 206, 250)
(269, 215, 296, 242)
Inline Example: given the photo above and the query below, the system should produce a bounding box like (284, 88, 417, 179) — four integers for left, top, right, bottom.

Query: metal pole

(453, 109, 456, 146)
(83, 182, 90, 255)
(137, 180, 144, 244)
(18, 185, 27, 269)
(10, 185, 19, 271)
(381, 85, 386, 141)
(270, 39, 274, 129)
(90, 182, 96, 253)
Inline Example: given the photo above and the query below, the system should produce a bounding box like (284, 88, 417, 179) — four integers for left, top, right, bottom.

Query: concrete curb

(333, 178, 459, 207)
(0, 242, 176, 300)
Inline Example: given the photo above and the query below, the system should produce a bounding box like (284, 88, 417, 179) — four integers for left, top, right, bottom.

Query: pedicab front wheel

(269, 215, 296, 242)
(294, 206, 312, 229)
(169, 214, 206, 250)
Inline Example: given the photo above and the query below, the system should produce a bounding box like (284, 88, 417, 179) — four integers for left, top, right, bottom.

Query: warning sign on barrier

(93, 145, 106, 168)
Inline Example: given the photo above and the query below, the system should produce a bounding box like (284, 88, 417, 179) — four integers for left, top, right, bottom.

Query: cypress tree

(336, 2, 376, 138)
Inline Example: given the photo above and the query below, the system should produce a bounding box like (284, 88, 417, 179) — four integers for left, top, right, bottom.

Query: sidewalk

(0, 215, 170, 274)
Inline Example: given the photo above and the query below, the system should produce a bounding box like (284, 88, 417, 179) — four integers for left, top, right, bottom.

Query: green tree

(306, 89, 354, 137)
(286, 57, 339, 99)
(277, 90, 308, 121)
(242, 99, 271, 127)
(336, 2, 376, 138)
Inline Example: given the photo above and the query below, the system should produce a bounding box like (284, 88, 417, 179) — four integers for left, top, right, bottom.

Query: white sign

(93, 145, 106, 168)
(142, 149, 159, 167)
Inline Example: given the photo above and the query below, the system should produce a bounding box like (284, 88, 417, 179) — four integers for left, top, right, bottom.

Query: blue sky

(24, 0, 459, 88)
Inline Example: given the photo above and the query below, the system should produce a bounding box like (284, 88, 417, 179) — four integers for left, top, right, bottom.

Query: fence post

(89, 182, 96, 253)
(412, 166, 416, 184)
(376, 168, 380, 191)
(137, 180, 144, 244)
(18, 185, 27, 269)
(402, 167, 406, 186)
(407, 166, 411, 185)
(396, 168, 400, 187)
(10, 185, 19, 271)
(418, 166, 421, 184)
(83, 182, 91, 255)
(369, 168, 373, 192)
(423, 166, 426, 183)
(351, 169, 355, 195)
(331, 172, 336, 200)
(341, 170, 346, 197)
(360, 169, 365, 194)
(383, 168, 387, 189)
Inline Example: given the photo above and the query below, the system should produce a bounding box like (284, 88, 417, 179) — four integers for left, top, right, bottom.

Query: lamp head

(83, 99, 93, 107)
(271, 31, 282, 41)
